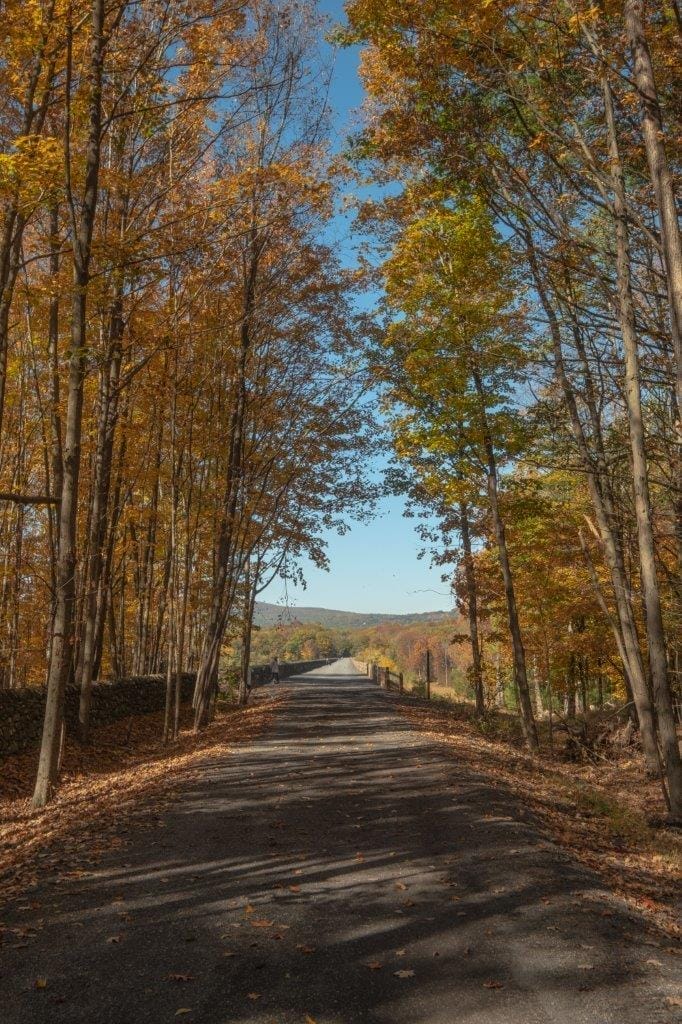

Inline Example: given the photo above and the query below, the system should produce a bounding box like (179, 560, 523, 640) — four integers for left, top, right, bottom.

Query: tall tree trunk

(603, 75, 682, 818)
(525, 236, 663, 777)
(623, 0, 682, 424)
(566, 652, 577, 719)
(459, 500, 484, 714)
(33, 0, 106, 808)
(77, 295, 123, 738)
(239, 568, 258, 706)
(194, 232, 260, 729)
(472, 370, 539, 752)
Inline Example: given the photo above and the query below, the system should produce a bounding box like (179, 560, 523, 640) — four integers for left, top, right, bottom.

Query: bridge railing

(366, 661, 404, 694)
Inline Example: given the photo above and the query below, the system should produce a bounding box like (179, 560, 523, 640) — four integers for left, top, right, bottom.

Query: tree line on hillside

(0, 0, 372, 807)
(342, 0, 682, 818)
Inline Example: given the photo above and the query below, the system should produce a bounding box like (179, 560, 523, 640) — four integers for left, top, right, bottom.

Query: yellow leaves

(528, 132, 547, 152)
(568, 6, 601, 32)
(0, 135, 62, 211)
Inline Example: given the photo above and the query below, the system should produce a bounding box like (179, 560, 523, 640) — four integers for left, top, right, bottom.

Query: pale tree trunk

(472, 370, 539, 752)
(194, 233, 260, 729)
(623, 0, 682, 424)
(163, 346, 180, 743)
(526, 237, 663, 776)
(77, 294, 123, 738)
(239, 567, 258, 706)
(603, 76, 682, 818)
(459, 500, 484, 714)
(33, 0, 106, 808)
(93, 386, 130, 680)
(46, 204, 63, 624)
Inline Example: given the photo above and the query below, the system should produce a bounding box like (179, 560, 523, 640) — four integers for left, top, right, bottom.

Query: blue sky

(260, 0, 453, 617)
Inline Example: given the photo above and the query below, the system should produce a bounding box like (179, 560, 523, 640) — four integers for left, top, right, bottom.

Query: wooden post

(426, 649, 431, 700)
(383, 667, 389, 689)
(398, 672, 404, 694)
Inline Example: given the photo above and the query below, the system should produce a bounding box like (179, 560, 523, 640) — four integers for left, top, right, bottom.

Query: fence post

(398, 672, 404, 694)
(426, 649, 431, 700)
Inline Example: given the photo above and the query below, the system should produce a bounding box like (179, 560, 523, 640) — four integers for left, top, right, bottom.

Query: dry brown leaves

(397, 701, 682, 941)
(0, 693, 284, 902)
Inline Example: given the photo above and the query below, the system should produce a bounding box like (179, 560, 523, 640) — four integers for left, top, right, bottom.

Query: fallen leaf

(305, 1016, 317, 1024)
(395, 881, 407, 891)
(365, 960, 383, 970)
(168, 973, 194, 983)
(664, 996, 682, 1007)
(296, 944, 316, 954)
(35, 977, 48, 990)
(394, 969, 415, 979)
(106, 935, 122, 944)
(645, 959, 663, 967)
(247, 992, 261, 1001)
(289, 885, 301, 893)
(395, 949, 406, 957)
(175, 1010, 192, 1016)
(483, 980, 504, 989)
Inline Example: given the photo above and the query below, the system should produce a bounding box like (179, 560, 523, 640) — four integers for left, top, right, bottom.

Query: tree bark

(459, 500, 484, 714)
(77, 294, 123, 739)
(603, 74, 682, 817)
(623, 0, 682, 426)
(525, 236, 663, 777)
(472, 370, 539, 752)
(33, 0, 106, 808)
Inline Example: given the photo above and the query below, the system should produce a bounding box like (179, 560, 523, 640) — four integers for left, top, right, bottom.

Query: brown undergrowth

(0, 691, 284, 903)
(395, 696, 682, 942)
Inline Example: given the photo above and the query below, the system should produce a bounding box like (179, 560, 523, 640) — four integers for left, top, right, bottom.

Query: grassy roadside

(0, 691, 284, 903)
(394, 695, 682, 943)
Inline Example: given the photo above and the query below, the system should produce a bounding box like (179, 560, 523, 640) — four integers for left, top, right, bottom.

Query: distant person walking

(270, 657, 280, 684)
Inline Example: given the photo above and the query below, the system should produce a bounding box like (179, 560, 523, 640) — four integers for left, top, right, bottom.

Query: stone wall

(0, 673, 196, 759)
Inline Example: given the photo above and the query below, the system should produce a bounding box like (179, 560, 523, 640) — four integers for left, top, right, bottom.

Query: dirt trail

(0, 661, 679, 1023)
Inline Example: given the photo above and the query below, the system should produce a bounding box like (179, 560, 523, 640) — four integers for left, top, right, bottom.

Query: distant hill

(253, 602, 452, 630)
